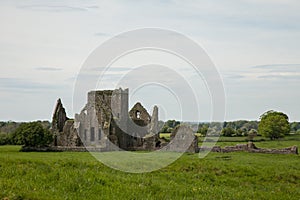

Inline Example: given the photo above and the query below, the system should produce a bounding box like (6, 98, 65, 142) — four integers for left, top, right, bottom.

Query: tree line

(161, 111, 300, 139)
(0, 110, 299, 147)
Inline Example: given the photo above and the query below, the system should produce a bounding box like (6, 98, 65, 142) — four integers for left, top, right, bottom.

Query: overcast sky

(0, 0, 300, 122)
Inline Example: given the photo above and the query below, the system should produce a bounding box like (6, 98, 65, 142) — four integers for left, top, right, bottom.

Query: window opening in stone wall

(90, 127, 95, 141)
(84, 129, 87, 141)
(136, 111, 141, 119)
(98, 128, 101, 140)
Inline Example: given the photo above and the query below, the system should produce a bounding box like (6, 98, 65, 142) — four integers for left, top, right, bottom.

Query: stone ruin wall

(51, 99, 81, 147)
(162, 125, 199, 153)
(76, 90, 115, 148)
(200, 142, 298, 155)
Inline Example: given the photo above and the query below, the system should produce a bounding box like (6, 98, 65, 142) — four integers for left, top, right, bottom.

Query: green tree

(258, 110, 290, 140)
(160, 120, 181, 133)
(290, 122, 300, 133)
(221, 127, 236, 137)
(12, 122, 53, 147)
(166, 120, 180, 128)
(197, 124, 209, 136)
(0, 133, 10, 145)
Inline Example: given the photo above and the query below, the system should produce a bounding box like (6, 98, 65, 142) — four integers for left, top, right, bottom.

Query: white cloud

(34, 67, 63, 71)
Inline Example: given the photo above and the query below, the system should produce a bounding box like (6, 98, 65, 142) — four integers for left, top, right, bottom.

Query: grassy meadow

(0, 136, 300, 200)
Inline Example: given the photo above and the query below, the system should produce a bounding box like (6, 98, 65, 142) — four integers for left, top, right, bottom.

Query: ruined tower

(75, 88, 129, 149)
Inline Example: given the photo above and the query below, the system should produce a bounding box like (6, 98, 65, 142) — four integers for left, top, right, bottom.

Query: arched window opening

(136, 111, 141, 119)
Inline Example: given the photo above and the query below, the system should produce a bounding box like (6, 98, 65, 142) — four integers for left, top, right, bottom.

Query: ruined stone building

(51, 88, 160, 151)
(51, 99, 82, 147)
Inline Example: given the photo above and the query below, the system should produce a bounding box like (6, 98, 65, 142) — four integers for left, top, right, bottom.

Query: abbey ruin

(50, 88, 297, 155)
(51, 88, 164, 151)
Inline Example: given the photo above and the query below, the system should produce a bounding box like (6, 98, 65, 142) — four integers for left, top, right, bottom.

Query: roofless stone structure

(51, 88, 162, 151)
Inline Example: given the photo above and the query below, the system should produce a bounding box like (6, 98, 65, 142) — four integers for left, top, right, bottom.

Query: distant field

(160, 133, 300, 148)
(0, 145, 299, 200)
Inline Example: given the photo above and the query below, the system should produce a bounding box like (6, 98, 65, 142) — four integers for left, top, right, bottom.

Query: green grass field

(0, 142, 299, 200)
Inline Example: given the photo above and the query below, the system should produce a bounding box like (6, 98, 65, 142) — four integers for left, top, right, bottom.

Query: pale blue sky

(0, 0, 300, 121)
